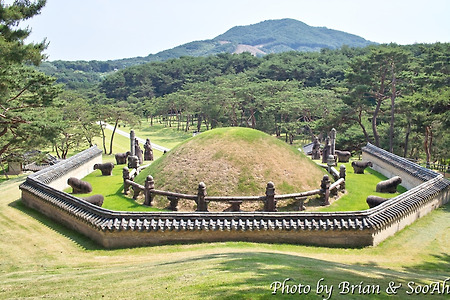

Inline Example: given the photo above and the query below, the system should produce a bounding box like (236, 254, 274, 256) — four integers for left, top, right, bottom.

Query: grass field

(1, 177, 448, 299)
(0, 124, 448, 299)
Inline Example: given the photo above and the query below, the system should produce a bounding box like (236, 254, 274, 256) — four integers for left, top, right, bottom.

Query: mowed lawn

(0, 124, 448, 299)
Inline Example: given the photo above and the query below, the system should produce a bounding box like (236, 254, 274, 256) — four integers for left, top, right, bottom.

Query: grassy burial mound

(135, 127, 326, 211)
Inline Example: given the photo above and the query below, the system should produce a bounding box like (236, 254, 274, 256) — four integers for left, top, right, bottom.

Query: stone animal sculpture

(67, 177, 92, 194)
(335, 150, 351, 163)
(115, 151, 131, 165)
(366, 195, 389, 208)
(376, 176, 402, 193)
(93, 162, 114, 176)
(83, 194, 104, 207)
(351, 161, 373, 174)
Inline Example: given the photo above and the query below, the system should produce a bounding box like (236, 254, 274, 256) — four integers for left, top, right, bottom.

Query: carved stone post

(297, 196, 306, 211)
(340, 165, 346, 190)
(327, 154, 336, 173)
(167, 196, 179, 211)
(196, 182, 208, 212)
(264, 181, 277, 212)
(144, 175, 155, 206)
(123, 167, 130, 195)
(320, 175, 331, 206)
(132, 185, 141, 200)
(229, 201, 242, 212)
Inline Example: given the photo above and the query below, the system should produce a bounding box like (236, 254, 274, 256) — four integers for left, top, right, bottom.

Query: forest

(1, 1, 449, 167)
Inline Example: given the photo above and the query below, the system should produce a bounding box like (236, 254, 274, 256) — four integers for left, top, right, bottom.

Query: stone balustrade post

(167, 196, 179, 211)
(196, 182, 208, 212)
(144, 175, 155, 206)
(264, 181, 277, 212)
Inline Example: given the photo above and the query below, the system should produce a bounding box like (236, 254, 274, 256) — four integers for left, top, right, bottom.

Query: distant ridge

(40, 18, 375, 86)
(144, 18, 374, 61)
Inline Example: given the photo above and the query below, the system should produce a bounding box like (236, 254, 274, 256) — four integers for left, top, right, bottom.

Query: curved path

(101, 122, 171, 152)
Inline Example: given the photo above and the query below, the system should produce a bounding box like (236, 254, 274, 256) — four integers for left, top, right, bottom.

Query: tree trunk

(403, 121, 411, 158)
(389, 63, 397, 153)
(424, 126, 432, 167)
(197, 114, 202, 132)
(356, 109, 371, 143)
(372, 99, 383, 147)
(185, 115, 190, 132)
(108, 119, 119, 155)
(372, 67, 387, 148)
(99, 120, 107, 154)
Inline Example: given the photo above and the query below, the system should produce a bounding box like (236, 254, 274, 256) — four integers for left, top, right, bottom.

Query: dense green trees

(2, 1, 446, 168)
(0, 0, 61, 159)
(93, 43, 448, 164)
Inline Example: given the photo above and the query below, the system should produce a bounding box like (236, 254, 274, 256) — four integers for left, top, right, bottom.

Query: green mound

(136, 127, 326, 197)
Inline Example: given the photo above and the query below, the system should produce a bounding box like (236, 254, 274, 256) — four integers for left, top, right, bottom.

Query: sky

(7, 0, 450, 61)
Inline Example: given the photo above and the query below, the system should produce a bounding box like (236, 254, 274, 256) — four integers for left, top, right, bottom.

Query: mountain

(40, 18, 375, 88)
(141, 18, 374, 61)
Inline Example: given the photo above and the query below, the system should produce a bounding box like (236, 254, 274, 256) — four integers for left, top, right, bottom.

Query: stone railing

(20, 144, 449, 248)
(123, 170, 345, 212)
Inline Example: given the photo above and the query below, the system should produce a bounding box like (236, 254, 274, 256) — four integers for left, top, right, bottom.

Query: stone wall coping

(362, 143, 439, 182)
(28, 146, 102, 184)
(19, 145, 450, 244)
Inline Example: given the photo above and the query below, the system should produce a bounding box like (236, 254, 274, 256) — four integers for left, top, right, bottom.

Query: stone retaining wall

(20, 144, 449, 248)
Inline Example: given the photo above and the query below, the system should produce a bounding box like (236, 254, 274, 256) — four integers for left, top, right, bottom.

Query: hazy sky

(10, 0, 450, 61)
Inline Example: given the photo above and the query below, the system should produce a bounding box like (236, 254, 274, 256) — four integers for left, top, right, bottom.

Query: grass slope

(136, 127, 326, 197)
(0, 178, 448, 299)
(319, 162, 407, 212)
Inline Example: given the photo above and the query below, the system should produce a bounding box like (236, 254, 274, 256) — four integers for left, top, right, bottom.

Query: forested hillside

(87, 43, 448, 165)
(38, 18, 374, 89)
(2, 0, 448, 168)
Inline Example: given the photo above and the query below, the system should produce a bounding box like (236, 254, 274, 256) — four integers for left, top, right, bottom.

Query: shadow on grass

(405, 253, 450, 274)
(156, 252, 448, 299)
(9, 199, 104, 251)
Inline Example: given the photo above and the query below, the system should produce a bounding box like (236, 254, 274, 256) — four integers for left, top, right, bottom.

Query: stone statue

(376, 176, 402, 193)
(93, 162, 114, 176)
(83, 194, 104, 207)
(311, 136, 321, 160)
(134, 139, 143, 164)
(144, 138, 153, 161)
(335, 150, 351, 163)
(67, 177, 92, 194)
(351, 161, 373, 174)
(322, 138, 331, 163)
(115, 151, 131, 165)
(127, 155, 139, 169)
(366, 195, 389, 208)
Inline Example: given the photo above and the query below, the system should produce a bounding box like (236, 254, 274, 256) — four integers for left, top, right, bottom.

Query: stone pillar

(130, 130, 135, 156)
(340, 165, 346, 190)
(330, 128, 336, 155)
(320, 175, 331, 206)
(264, 181, 277, 212)
(196, 182, 208, 212)
(144, 175, 155, 206)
